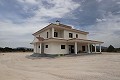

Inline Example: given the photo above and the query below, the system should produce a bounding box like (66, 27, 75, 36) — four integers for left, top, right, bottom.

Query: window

(45, 45, 48, 48)
(76, 34, 78, 38)
(47, 32, 48, 38)
(69, 33, 73, 38)
(61, 45, 65, 49)
(54, 32, 58, 37)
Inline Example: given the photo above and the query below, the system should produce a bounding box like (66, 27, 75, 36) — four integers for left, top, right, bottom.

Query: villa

(31, 21, 103, 54)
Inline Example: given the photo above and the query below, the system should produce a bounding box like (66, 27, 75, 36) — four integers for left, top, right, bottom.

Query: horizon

(0, 0, 120, 48)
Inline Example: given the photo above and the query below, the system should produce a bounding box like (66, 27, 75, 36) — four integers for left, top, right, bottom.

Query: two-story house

(31, 21, 103, 54)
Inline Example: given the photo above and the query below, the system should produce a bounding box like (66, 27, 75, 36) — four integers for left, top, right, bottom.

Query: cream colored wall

(54, 29, 64, 38)
(44, 42, 52, 54)
(44, 42, 68, 54)
(34, 43, 40, 53)
(77, 44, 88, 52)
(34, 28, 87, 40)
(36, 29, 51, 39)
(64, 30, 87, 39)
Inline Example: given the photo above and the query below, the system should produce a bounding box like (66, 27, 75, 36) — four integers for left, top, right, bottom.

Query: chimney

(55, 20, 60, 25)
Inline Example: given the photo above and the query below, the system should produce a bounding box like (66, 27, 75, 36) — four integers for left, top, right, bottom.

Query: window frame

(61, 45, 65, 49)
(76, 34, 78, 38)
(69, 33, 73, 38)
(45, 45, 48, 48)
(54, 32, 58, 37)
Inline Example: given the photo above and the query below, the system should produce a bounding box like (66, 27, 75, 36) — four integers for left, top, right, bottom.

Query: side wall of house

(35, 29, 51, 39)
(64, 30, 87, 39)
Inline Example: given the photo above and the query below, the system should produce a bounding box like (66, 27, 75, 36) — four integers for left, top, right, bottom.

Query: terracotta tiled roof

(36, 37, 44, 41)
(33, 23, 89, 36)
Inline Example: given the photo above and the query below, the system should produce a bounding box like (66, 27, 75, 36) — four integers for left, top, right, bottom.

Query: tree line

(106, 45, 120, 52)
(0, 45, 120, 53)
(90, 45, 120, 52)
(0, 47, 33, 52)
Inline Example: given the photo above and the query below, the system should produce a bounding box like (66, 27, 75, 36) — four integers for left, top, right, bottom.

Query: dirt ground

(0, 52, 120, 80)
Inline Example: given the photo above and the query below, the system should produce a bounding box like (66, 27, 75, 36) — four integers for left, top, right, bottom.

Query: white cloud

(0, 20, 48, 48)
(0, 0, 80, 48)
(87, 15, 120, 48)
(17, 0, 38, 4)
(26, 0, 80, 22)
(96, 0, 103, 2)
(116, 2, 120, 4)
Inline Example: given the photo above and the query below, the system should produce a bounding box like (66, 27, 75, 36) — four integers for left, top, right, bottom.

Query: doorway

(69, 45, 75, 54)
(82, 46, 85, 52)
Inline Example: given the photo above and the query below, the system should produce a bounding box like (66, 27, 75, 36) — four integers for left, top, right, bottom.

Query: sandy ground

(0, 52, 120, 80)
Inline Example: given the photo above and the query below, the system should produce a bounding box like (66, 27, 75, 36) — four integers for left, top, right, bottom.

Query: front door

(82, 46, 85, 52)
(69, 45, 75, 54)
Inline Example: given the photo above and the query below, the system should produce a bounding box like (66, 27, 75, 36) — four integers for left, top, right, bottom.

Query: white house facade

(31, 21, 103, 54)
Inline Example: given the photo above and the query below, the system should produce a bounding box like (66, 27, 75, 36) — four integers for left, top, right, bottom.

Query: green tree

(107, 45, 115, 52)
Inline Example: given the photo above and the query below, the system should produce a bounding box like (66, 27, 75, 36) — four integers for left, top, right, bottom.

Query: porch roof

(68, 38, 104, 44)
(31, 38, 103, 44)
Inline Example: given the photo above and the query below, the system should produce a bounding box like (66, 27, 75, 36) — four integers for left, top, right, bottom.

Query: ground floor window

(45, 45, 48, 48)
(61, 45, 65, 49)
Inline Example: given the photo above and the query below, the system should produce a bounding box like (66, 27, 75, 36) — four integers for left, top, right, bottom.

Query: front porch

(33, 42, 103, 55)
(67, 39, 103, 54)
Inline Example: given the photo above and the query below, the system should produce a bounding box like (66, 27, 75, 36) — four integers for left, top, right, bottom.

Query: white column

(39, 43, 41, 54)
(88, 43, 90, 53)
(34, 44, 35, 53)
(75, 42, 77, 54)
(52, 27, 54, 38)
(95, 44, 96, 53)
(99, 44, 101, 53)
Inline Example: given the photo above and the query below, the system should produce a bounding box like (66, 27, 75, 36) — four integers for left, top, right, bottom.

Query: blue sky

(0, 0, 120, 48)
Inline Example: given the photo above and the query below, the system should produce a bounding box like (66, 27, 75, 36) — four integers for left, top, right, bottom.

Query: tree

(107, 45, 115, 52)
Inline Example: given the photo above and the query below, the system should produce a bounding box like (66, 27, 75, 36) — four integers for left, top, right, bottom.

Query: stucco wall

(34, 28, 87, 40)
(64, 30, 87, 39)
(44, 42, 68, 54)
(36, 29, 51, 39)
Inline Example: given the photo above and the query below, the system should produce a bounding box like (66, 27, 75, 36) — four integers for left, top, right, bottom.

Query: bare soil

(0, 52, 120, 80)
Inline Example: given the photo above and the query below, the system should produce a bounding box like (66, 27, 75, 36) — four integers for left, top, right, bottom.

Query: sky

(0, 0, 120, 48)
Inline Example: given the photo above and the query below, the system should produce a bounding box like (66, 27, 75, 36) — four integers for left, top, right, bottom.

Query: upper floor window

(54, 32, 58, 37)
(47, 32, 48, 38)
(76, 34, 78, 38)
(69, 33, 73, 38)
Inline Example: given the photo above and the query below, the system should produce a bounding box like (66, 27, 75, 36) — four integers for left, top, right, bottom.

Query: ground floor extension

(32, 38, 103, 54)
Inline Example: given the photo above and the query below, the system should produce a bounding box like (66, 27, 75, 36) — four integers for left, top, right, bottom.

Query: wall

(44, 42, 68, 54)
(36, 29, 51, 39)
(64, 30, 87, 39)
(54, 29, 64, 38)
